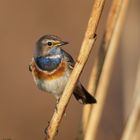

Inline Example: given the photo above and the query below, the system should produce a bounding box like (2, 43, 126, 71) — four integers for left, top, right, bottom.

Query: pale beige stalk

(121, 61, 140, 140)
(84, 0, 129, 140)
(82, 0, 123, 134)
(44, 0, 106, 140)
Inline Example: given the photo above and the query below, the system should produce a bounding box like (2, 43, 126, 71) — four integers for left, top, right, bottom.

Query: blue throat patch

(35, 56, 61, 71)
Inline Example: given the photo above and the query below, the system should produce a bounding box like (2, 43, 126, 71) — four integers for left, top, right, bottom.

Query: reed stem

(44, 0, 106, 140)
(84, 0, 129, 139)
(121, 61, 140, 140)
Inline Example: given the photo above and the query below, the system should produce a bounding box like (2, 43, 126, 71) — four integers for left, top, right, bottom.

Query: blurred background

(0, 0, 139, 140)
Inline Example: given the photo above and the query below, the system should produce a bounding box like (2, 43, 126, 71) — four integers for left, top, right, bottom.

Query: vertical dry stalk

(44, 0, 106, 140)
(121, 61, 140, 140)
(82, 57, 99, 136)
(84, 0, 129, 140)
(82, 0, 124, 136)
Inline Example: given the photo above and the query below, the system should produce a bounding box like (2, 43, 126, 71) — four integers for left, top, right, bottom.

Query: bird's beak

(61, 41, 69, 46)
(54, 41, 69, 47)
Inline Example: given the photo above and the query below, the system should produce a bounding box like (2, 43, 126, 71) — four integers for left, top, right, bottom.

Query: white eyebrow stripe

(42, 39, 55, 44)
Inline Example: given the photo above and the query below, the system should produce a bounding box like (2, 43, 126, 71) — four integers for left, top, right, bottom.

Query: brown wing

(61, 49, 75, 70)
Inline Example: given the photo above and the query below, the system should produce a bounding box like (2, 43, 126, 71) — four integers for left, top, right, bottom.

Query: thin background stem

(84, 0, 129, 140)
(121, 61, 140, 140)
(82, 0, 123, 134)
(44, 0, 106, 140)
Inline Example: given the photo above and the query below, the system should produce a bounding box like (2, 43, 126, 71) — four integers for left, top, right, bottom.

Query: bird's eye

(47, 42, 52, 46)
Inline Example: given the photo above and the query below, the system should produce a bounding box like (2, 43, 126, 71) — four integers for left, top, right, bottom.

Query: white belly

(33, 70, 71, 99)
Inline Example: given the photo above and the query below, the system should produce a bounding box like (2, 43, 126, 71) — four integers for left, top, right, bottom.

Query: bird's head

(34, 35, 68, 57)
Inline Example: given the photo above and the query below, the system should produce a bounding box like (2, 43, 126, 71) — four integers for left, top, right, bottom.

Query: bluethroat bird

(29, 35, 96, 104)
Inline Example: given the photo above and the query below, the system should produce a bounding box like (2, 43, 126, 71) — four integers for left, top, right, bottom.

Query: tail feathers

(73, 83, 97, 104)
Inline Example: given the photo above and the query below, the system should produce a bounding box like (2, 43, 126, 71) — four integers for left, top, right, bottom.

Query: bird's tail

(73, 82, 97, 104)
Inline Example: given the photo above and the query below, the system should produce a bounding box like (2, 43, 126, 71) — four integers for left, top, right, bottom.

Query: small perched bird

(29, 35, 96, 104)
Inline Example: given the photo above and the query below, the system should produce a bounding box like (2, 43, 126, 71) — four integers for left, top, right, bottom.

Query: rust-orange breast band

(31, 59, 66, 80)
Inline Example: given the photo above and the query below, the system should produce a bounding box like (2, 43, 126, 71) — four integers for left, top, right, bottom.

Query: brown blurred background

(0, 0, 139, 140)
